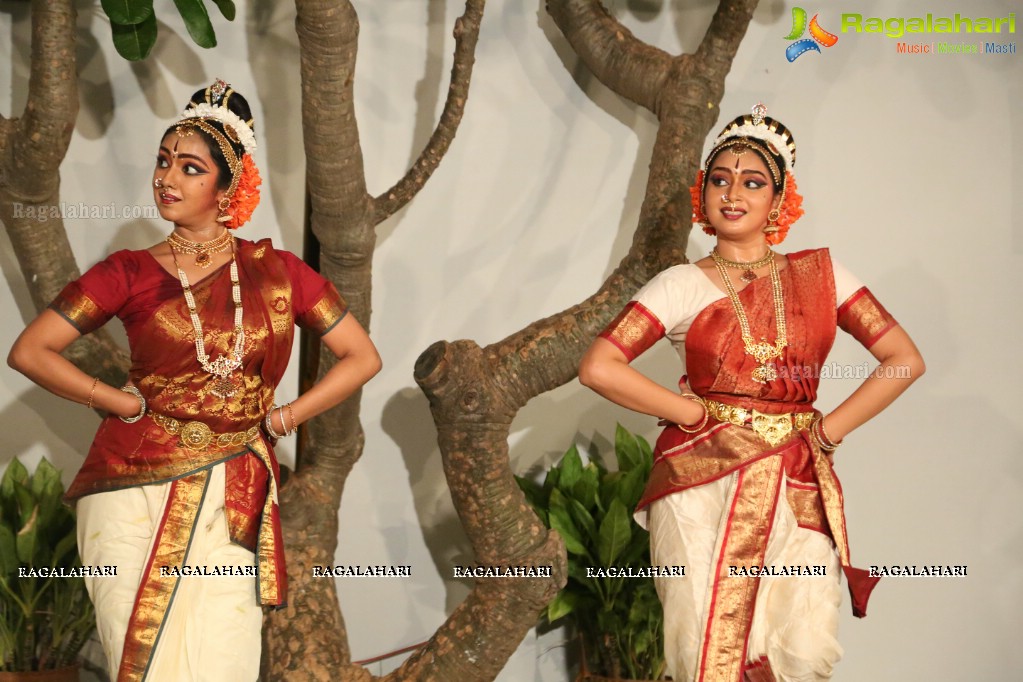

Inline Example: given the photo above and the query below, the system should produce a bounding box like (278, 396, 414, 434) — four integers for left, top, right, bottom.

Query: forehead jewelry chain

(712, 247, 774, 283)
(711, 250, 787, 383)
(167, 230, 233, 269)
(169, 239, 245, 398)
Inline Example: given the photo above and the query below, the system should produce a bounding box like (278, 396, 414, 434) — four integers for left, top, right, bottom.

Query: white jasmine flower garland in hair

(179, 103, 257, 154)
(712, 122, 793, 171)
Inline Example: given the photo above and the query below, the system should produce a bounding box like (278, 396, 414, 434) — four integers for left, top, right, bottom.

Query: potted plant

(0, 457, 96, 680)
(516, 425, 666, 681)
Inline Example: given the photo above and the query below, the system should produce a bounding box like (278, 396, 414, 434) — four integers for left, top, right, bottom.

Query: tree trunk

(1, 0, 129, 387)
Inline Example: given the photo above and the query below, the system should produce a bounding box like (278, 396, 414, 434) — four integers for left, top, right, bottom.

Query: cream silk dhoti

(76, 462, 263, 681)
(649, 475, 843, 682)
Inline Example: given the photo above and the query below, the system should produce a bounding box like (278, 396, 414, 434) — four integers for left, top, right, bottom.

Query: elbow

(578, 354, 606, 392)
(7, 340, 31, 375)
(367, 350, 383, 380)
(908, 352, 926, 380)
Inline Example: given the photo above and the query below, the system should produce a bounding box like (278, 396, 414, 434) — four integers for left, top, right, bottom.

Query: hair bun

(186, 78, 254, 134)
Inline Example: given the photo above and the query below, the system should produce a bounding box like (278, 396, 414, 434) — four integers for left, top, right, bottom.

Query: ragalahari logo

(784, 7, 839, 61)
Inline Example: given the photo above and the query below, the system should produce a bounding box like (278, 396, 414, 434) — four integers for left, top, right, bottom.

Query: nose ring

(154, 178, 163, 188)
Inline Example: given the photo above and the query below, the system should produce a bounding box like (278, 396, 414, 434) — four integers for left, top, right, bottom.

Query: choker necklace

(712, 247, 775, 283)
(711, 250, 787, 383)
(169, 242, 245, 398)
(167, 230, 234, 269)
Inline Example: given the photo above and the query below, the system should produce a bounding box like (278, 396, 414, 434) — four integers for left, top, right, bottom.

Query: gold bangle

(814, 417, 838, 447)
(85, 377, 99, 409)
(677, 393, 709, 434)
(811, 416, 839, 452)
(286, 403, 297, 434)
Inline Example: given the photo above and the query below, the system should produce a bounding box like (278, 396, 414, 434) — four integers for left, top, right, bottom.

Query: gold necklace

(712, 247, 774, 283)
(169, 242, 245, 398)
(167, 230, 234, 269)
(711, 250, 787, 383)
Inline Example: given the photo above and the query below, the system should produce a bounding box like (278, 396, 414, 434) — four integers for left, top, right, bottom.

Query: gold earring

(216, 196, 232, 223)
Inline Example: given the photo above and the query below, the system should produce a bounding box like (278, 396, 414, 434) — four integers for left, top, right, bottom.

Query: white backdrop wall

(2, 0, 1020, 679)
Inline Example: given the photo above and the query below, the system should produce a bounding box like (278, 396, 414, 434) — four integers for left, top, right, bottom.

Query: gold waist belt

(703, 398, 814, 447)
(152, 413, 260, 451)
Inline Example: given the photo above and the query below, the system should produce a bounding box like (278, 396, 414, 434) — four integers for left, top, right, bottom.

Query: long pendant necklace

(170, 239, 245, 398)
(711, 249, 787, 383)
(711, 247, 774, 283)
(167, 230, 234, 269)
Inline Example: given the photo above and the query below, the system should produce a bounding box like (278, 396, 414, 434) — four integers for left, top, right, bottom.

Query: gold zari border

(118, 471, 210, 681)
(837, 287, 897, 349)
(696, 455, 784, 682)
(599, 301, 665, 361)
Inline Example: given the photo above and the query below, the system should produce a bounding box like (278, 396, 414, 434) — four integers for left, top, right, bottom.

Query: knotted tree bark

(400, 1, 759, 679)
(1, 0, 129, 387)
(261, 2, 491, 680)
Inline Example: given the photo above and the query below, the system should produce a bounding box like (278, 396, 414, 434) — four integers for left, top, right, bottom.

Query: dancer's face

(702, 148, 779, 238)
(153, 131, 226, 229)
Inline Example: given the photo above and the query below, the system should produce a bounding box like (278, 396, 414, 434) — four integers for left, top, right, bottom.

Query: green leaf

(173, 0, 217, 49)
(51, 530, 79, 568)
(598, 471, 622, 513)
(548, 489, 588, 557)
(636, 432, 654, 470)
(111, 13, 158, 61)
(0, 525, 17, 576)
(557, 445, 583, 493)
(210, 0, 236, 21)
(13, 480, 35, 528)
(566, 563, 602, 596)
(101, 0, 153, 25)
(15, 506, 38, 564)
(616, 465, 647, 510)
(1, 458, 29, 496)
(514, 475, 546, 515)
(614, 424, 642, 472)
(597, 499, 632, 566)
(29, 457, 60, 499)
(565, 494, 597, 545)
(545, 590, 579, 623)
(571, 462, 600, 511)
(618, 526, 651, 567)
(542, 467, 560, 498)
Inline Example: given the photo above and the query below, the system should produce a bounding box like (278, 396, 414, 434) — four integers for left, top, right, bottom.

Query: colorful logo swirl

(784, 7, 838, 62)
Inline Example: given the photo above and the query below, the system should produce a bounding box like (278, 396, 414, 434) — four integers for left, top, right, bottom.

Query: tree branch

(9, 0, 79, 199)
(694, 0, 759, 77)
(371, 0, 486, 225)
(546, 0, 673, 114)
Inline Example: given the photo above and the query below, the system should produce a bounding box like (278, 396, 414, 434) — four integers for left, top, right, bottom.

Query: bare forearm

(8, 347, 136, 416)
(824, 352, 925, 441)
(280, 353, 381, 429)
(579, 347, 704, 426)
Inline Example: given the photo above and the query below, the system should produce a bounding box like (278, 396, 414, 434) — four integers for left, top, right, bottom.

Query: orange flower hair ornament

(223, 154, 261, 230)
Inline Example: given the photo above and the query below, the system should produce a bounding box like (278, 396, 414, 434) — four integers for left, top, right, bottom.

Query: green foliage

(100, 0, 237, 61)
(0, 458, 96, 672)
(515, 425, 666, 680)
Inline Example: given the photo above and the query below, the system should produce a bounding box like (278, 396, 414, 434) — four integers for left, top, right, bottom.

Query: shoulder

(643, 262, 704, 286)
(82, 248, 149, 278)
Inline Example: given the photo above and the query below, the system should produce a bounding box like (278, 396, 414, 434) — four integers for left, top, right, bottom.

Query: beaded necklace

(169, 238, 245, 398)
